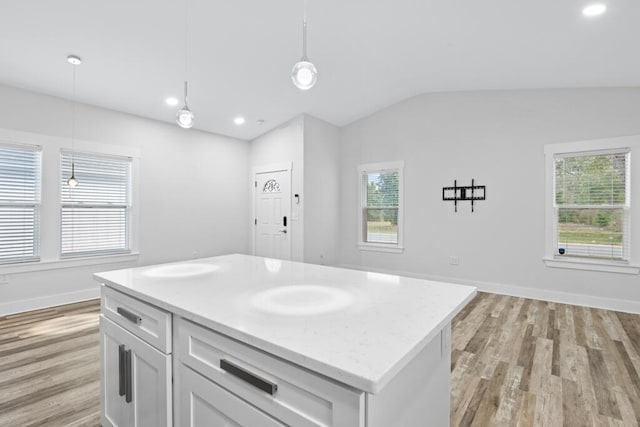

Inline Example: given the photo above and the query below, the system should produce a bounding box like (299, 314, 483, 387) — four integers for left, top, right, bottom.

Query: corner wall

(338, 88, 640, 312)
(303, 115, 341, 265)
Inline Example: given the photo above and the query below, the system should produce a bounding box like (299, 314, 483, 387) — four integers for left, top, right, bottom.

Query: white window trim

(357, 160, 404, 253)
(0, 128, 140, 274)
(544, 135, 640, 274)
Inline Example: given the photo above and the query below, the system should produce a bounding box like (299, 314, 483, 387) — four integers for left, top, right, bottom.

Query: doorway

(253, 164, 291, 260)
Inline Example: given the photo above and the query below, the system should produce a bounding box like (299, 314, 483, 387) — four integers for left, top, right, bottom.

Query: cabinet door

(179, 363, 285, 427)
(101, 316, 131, 427)
(100, 316, 172, 427)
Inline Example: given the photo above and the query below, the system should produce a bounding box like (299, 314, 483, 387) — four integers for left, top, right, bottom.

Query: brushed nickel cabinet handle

(118, 344, 126, 397)
(117, 307, 141, 325)
(220, 359, 278, 395)
(125, 349, 133, 403)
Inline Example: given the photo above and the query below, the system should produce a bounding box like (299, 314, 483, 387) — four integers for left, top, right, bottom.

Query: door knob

(280, 229, 287, 234)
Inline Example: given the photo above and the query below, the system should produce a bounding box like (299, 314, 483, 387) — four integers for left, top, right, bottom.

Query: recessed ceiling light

(165, 97, 179, 106)
(233, 116, 246, 125)
(66, 55, 82, 65)
(583, 3, 606, 16)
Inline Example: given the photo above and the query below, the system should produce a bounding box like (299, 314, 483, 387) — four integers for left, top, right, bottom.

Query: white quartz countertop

(94, 254, 476, 394)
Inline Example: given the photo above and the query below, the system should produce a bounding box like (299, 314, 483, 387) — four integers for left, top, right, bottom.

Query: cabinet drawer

(102, 286, 172, 353)
(175, 318, 364, 427)
(179, 363, 285, 427)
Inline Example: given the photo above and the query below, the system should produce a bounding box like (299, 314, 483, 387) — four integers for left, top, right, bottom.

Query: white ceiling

(1, 0, 638, 140)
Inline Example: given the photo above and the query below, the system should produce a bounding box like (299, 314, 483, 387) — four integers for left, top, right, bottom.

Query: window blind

(362, 169, 399, 244)
(0, 143, 41, 263)
(61, 151, 131, 257)
(554, 151, 629, 260)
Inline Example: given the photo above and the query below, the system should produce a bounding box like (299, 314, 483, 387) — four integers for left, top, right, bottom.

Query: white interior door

(254, 168, 291, 260)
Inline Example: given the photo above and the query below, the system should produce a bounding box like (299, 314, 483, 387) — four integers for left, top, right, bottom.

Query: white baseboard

(0, 287, 100, 316)
(338, 264, 640, 314)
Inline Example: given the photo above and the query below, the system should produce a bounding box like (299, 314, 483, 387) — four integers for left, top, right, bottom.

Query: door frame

(252, 162, 293, 259)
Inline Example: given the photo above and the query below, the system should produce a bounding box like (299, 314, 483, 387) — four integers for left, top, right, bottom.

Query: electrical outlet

(449, 256, 460, 266)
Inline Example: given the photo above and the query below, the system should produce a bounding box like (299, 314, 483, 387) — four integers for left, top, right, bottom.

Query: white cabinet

(101, 285, 172, 353)
(100, 315, 172, 426)
(178, 363, 286, 427)
(175, 317, 365, 427)
(99, 284, 453, 427)
(174, 317, 451, 427)
(101, 316, 130, 427)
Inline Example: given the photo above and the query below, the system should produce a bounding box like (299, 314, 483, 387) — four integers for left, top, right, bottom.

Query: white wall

(0, 84, 250, 315)
(303, 115, 340, 265)
(249, 116, 304, 261)
(5, 83, 640, 315)
(338, 88, 640, 312)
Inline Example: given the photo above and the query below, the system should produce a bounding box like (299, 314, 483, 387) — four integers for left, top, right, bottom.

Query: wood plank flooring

(452, 292, 640, 426)
(1, 293, 640, 426)
(0, 299, 100, 427)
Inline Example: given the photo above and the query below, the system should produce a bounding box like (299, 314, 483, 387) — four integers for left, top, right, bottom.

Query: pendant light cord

(71, 62, 76, 163)
(184, 0, 189, 80)
(302, 20, 308, 60)
(302, 0, 308, 59)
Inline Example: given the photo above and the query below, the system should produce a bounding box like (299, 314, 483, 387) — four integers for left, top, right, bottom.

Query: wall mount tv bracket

(442, 179, 486, 213)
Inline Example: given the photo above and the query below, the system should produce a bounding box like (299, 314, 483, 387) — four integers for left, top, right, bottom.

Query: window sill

(358, 244, 404, 254)
(543, 257, 640, 275)
(0, 252, 139, 274)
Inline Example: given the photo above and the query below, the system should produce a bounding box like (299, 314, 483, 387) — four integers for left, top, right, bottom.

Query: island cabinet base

(97, 256, 475, 426)
(366, 325, 451, 427)
(174, 317, 451, 427)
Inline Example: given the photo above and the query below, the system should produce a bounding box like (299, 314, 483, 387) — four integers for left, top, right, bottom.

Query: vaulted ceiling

(1, 0, 638, 140)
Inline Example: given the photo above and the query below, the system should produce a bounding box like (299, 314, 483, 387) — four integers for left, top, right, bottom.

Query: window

(0, 143, 41, 263)
(555, 151, 628, 260)
(61, 151, 131, 257)
(358, 161, 404, 252)
(544, 136, 640, 274)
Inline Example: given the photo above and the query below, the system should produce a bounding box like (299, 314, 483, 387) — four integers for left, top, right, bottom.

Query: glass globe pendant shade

(292, 18, 317, 91)
(176, 81, 194, 128)
(176, 106, 194, 128)
(291, 60, 317, 90)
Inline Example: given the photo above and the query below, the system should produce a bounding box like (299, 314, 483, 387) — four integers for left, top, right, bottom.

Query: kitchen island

(95, 254, 476, 426)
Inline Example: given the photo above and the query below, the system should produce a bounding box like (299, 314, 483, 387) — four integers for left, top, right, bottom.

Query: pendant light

(291, 0, 317, 90)
(176, 81, 193, 128)
(66, 54, 81, 187)
(176, 0, 194, 128)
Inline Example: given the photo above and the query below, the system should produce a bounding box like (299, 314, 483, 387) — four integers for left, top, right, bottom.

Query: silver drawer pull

(220, 359, 278, 395)
(124, 348, 133, 403)
(118, 344, 126, 396)
(117, 307, 141, 324)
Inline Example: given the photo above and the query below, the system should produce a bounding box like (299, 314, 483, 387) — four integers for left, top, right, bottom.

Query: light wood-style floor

(1, 293, 640, 426)
(0, 299, 101, 427)
(452, 292, 640, 426)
